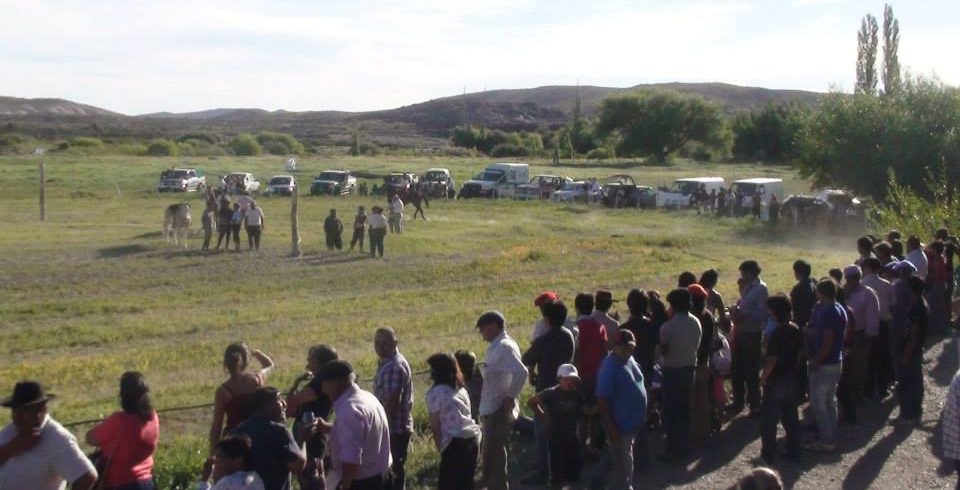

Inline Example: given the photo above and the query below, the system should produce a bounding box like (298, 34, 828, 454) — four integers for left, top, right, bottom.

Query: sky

(1, 0, 956, 115)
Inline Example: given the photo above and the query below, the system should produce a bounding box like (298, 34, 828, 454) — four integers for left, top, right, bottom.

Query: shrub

(489, 143, 530, 157)
(146, 139, 179, 157)
(175, 132, 219, 145)
(68, 136, 103, 148)
(586, 147, 614, 160)
(256, 132, 304, 155)
(176, 140, 226, 157)
(228, 133, 262, 156)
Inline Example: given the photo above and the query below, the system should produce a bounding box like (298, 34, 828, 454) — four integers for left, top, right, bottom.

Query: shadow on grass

(133, 231, 164, 239)
(548, 160, 671, 171)
(97, 244, 152, 258)
(558, 206, 591, 214)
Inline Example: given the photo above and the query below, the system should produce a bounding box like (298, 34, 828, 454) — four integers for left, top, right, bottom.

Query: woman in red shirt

(86, 371, 160, 490)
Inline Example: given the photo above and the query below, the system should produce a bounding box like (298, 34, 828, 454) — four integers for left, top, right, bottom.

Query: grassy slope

(0, 155, 846, 488)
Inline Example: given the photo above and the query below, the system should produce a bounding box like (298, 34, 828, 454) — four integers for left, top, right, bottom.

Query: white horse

(285, 158, 297, 172)
(163, 202, 192, 247)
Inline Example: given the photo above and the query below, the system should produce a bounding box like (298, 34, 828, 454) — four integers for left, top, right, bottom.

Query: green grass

(0, 155, 854, 488)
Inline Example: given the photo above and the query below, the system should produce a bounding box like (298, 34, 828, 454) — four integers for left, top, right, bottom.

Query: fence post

(291, 186, 302, 257)
(39, 161, 47, 222)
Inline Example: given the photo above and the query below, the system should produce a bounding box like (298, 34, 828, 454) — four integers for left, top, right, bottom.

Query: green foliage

(176, 139, 226, 157)
(146, 139, 179, 157)
(450, 126, 544, 157)
(175, 132, 219, 145)
(569, 93, 596, 155)
(882, 4, 901, 96)
(152, 436, 206, 490)
(873, 168, 959, 238)
(732, 103, 808, 162)
(67, 136, 103, 148)
(796, 77, 960, 201)
(594, 90, 728, 163)
(0, 133, 32, 154)
(228, 133, 262, 156)
(585, 147, 614, 160)
(856, 13, 879, 95)
(256, 131, 304, 155)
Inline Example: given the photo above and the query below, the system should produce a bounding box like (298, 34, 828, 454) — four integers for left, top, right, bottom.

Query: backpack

(709, 332, 732, 376)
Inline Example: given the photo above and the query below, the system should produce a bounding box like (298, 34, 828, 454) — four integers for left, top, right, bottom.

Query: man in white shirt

(905, 236, 928, 280)
(245, 202, 265, 251)
(0, 381, 97, 490)
(388, 195, 404, 234)
(840, 265, 881, 425)
(862, 258, 895, 398)
(367, 206, 388, 258)
(476, 311, 527, 490)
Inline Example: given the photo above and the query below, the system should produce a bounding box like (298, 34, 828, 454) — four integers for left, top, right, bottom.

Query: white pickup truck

(157, 168, 206, 193)
(222, 172, 261, 194)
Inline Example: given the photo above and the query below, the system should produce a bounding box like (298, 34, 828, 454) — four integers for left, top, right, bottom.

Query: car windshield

(562, 182, 585, 191)
(316, 172, 345, 182)
(473, 170, 504, 182)
(171, 170, 190, 178)
(269, 177, 291, 185)
(424, 171, 446, 181)
(669, 181, 701, 195)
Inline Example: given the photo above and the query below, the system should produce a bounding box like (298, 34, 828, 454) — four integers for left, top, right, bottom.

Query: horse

(163, 202, 192, 247)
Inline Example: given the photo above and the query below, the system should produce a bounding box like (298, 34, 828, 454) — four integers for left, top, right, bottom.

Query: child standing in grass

(527, 364, 587, 487)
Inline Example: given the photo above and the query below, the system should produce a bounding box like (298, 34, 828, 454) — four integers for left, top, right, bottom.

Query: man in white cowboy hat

(0, 381, 97, 490)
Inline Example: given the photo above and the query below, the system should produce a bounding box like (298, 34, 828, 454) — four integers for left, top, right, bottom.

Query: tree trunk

(290, 187, 302, 257)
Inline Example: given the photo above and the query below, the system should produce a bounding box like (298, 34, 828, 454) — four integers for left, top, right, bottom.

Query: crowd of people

(196, 188, 428, 258)
(3, 228, 960, 490)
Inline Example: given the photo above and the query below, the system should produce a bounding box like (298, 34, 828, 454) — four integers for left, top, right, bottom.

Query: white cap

(556, 363, 580, 380)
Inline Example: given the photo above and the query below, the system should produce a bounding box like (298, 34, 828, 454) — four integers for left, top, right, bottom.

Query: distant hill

(0, 82, 824, 145)
(0, 96, 120, 117)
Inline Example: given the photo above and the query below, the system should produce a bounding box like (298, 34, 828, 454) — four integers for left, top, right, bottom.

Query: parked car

(516, 175, 573, 200)
(552, 181, 594, 203)
(266, 175, 296, 196)
(310, 170, 357, 196)
(221, 172, 261, 194)
(602, 183, 657, 209)
(655, 177, 725, 208)
(420, 168, 454, 198)
(459, 163, 529, 199)
(384, 172, 419, 195)
(157, 168, 206, 193)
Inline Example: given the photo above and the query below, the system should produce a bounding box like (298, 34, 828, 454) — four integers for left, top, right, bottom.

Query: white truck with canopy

(655, 177, 725, 208)
(459, 163, 529, 199)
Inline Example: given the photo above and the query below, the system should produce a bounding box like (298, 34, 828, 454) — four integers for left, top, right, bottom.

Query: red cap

(534, 291, 559, 307)
(687, 284, 709, 301)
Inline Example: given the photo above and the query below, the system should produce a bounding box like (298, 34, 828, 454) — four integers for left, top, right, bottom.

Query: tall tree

(856, 13, 879, 95)
(594, 90, 727, 164)
(882, 4, 901, 96)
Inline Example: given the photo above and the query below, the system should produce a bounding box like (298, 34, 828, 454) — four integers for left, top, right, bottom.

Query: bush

(228, 133, 262, 156)
(146, 139, 179, 157)
(68, 136, 103, 148)
(873, 169, 959, 239)
(256, 132, 304, 155)
(176, 140, 226, 157)
(176, 132, 219, 145)
(586, 147, 614, 160)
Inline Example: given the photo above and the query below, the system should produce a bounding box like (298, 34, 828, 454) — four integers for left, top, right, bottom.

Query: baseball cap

(687, 284, 709, 301)
(534, 291, 559, 307)
(556, 364, 580, 380)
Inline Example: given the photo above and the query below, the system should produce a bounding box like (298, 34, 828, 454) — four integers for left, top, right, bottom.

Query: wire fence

(61, 366, 444, 429)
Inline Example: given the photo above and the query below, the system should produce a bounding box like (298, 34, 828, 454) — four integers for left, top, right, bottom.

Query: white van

(460, 162, 530, 198)
(730, 178, 785, 206)
(656, 177, 725, 208)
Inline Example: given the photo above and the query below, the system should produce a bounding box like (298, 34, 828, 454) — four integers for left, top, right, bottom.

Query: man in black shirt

(894, 276, 928, 426)
(790, 260, 817, 401)
(521, 300, 575, 485)
(323, 209, 344, 251)
(759, 296, 803, 463)
(620, 289, 657, 386)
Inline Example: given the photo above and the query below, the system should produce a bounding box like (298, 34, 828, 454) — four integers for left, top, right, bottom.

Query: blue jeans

(761, 376, 801, 461)
(808, 362, 842, 445)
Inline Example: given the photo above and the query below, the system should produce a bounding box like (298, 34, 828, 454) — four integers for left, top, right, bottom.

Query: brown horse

(163, 202, 192, 247)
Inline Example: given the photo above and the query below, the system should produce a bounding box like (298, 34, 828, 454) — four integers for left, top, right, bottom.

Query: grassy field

(0, 155, 855, 488)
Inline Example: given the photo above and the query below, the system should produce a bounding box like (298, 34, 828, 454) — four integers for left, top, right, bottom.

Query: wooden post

(39, 161, 46, 222)
(290, 186, 302, 257)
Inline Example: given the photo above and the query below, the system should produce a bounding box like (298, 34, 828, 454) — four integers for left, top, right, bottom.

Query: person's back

(523, 326, 574, 392)
(575, 315, 607, 385)
(331, 385, 392, 480)
(660, 312, 702, 368)
(232, 390, 302, 490)
(89, 411, 159, 488)
(791, 277, 817, 327)
(324, 215, 341, 235)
